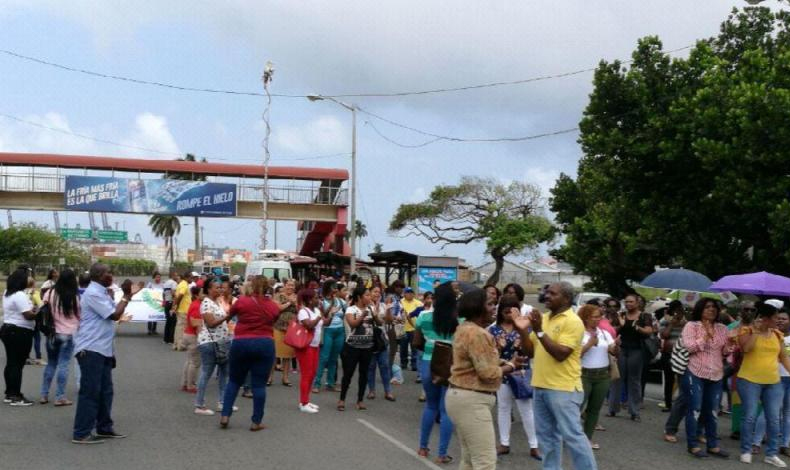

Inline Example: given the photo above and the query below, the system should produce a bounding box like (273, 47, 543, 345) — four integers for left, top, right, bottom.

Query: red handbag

(284, 320, 313, 350)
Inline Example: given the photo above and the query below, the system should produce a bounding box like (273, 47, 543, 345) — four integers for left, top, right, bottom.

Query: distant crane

(6, 209, 12, 227)
(88, 212, 98, 239)
(101, 213, 111, 230)
(53, 211, 61, 232)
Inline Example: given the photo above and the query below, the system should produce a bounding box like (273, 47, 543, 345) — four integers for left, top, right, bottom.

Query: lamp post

(307, 94, 357, 275)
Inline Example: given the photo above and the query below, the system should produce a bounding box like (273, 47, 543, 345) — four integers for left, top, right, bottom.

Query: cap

(191, 271, 200, 278)
(404, 287, 414, 294)
(766, 299, 784, 310)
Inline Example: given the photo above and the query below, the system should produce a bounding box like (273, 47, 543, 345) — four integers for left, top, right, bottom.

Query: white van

(244, 249, 292, 281)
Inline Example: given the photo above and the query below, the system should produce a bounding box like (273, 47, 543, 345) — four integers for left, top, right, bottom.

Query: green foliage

(390, 176, 555, 285)
(170, 261, 191, 276)
(372, 243, 384, 254)
(148, 215, 181, 264)
(230, 262, 247, 276)
(551, 5, 790, 295)
(99, 258, 158, 276)
(0, 223, 89, 272)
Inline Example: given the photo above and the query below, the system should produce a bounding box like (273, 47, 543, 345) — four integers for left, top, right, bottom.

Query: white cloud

(121, 112, 181, 156)
(272, 115, 347, 156)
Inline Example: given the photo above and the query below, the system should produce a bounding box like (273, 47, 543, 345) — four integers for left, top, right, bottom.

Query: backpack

(670, 337, 689, 375)
(36, 291, 56, 338)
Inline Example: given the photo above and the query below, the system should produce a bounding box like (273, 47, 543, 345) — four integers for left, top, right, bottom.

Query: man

(524, 282, 598, 470)
(399, 286, 422, 373)
(170, 272, 192, 351)
(162, 272, 179, 345)
(72, 263, 136, 444)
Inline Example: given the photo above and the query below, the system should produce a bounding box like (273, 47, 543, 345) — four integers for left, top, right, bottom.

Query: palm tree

(149, 215, 181, 265)
(346, 220, 368, 241)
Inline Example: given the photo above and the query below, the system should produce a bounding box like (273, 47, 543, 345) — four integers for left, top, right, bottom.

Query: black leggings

(0, 324, 33, 398)
(340, 345, 373, 403)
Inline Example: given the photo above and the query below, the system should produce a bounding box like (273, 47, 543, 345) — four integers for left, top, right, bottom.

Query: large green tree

(390, 176, 555, 286)
(0, 224, 89, 271)
(148, 215, 181, 265)
(551, 5, 790, 295)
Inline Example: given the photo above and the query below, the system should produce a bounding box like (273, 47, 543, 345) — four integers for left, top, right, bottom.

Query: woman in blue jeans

(736, 302, 790, 466)
(367, 286, 395, 400)
(39, 268, 80, 406)
(414, 282, 457, 464)
(194, 278, 233, 416)
(313, 280, 346, 392)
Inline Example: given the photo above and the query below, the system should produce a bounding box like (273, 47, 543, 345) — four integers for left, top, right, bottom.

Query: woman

(194, 278, 233, 416)
(608, 293, 653, 421)
(579, 303, 618, 450)
(680, 298, 731, 459)
(295, 288, 325, 413)
(313, 280, 346, 392)
(26, 277, 44, 366)
(1, 267, 36, 406)
(145, 272, 164, 335)
(272, 279, 297, 387)
(445, 289, 527, 469)
(39, 268, 80, 406)
(659, 300, 685, 410)
(181, 285, 202, 393)
(737, 302, 790, 466)
(338, 285, 379, 411)
(484, 285, 501, 307)
(414, 283, 457, 463)
(488, 294, 541, 459)
(220, 276, 280, 430)
(503, 283, 532, 316)
(367, 286, 394, 401)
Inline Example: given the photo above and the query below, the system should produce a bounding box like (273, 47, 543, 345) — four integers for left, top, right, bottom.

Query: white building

(472, 257, 590, 288)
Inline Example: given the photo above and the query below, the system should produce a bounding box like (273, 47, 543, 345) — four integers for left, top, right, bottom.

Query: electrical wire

(0, 45, 694, 99)
(365, 121, 443, 148)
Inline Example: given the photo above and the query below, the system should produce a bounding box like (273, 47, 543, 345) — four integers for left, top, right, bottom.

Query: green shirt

(415, 310, 454, 361)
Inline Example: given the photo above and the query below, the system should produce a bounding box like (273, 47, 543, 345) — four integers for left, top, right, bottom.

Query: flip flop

(664, 434, 678, 443)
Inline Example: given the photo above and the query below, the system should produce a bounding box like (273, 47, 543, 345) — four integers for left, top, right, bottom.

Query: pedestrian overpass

(0, 152, 350, 256)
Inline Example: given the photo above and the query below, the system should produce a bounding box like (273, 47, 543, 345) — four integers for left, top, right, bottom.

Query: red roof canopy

(0, 152, 348, 182)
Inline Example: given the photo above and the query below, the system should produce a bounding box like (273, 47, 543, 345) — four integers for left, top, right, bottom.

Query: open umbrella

(709, 271, 790, 296)
(640, 268, 713, 292)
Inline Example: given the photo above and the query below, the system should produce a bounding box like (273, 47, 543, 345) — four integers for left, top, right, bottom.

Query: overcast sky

(0, 0, 773, 266)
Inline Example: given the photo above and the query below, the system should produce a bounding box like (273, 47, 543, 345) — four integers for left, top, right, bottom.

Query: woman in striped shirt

(680, 298, 731, 459)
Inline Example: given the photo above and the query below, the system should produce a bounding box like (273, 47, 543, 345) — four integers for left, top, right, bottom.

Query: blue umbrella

(640, 268, 713, 292)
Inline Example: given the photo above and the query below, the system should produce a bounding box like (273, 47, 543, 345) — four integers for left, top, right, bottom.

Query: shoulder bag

(506, 367, 533, 400)
(36, 290, 56, 338)
(640, 313, 660, 362)
(284, 309, 314, 350)
(430, 341, 453, 386)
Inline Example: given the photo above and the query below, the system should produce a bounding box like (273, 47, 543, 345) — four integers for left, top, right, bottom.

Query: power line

(365, 121, 443, 148)
(0, 45, 694, 99)
(0, 111, 349, 163)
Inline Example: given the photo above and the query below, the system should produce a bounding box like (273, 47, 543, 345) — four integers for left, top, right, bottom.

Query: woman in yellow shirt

(737, 302, 790, 466)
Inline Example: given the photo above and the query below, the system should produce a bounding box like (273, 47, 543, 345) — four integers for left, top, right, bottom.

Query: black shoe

(72, 435, 105, 445)
(8, 396, 33, 407)
(96, 431, 127, 439)
(631, 415, 641, 422)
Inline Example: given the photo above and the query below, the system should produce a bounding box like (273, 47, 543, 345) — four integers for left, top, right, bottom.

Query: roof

(0, 152, 348, 182)
(368, 250, 418, 266)
(471, 258, 528, 272)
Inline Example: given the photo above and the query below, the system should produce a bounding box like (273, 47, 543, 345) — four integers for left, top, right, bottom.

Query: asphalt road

(0, 322, 764, 470)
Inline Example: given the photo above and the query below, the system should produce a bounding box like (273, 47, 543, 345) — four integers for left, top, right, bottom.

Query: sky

(0, 0, 774, 267)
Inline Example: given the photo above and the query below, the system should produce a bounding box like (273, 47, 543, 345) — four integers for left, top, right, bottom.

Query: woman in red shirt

(219, 276, 280, 431)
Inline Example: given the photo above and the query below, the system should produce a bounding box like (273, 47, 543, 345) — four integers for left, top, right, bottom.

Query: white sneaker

(307, 402, 320, 410)
(765, 456, 788, 468)
(741, 453, 752, 464)
(194, 407, 215, 416)
(299, 403, 318, 413)
(216, 403, 239, 412)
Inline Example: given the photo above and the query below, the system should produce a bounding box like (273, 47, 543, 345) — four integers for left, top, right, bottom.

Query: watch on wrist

(536, 331, 545, 339)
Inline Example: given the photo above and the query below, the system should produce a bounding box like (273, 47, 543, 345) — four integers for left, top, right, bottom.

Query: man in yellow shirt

(524, 282, 597, 470)
(170, 271, 193, 351)
(399, 286, 422, 374)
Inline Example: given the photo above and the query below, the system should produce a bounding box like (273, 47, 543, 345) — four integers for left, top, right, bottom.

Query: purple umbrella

(709, 271, 790, 296)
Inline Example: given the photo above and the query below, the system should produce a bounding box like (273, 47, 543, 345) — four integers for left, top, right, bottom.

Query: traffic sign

(97, 230, 128, 242)
(60, 228, 92, 240)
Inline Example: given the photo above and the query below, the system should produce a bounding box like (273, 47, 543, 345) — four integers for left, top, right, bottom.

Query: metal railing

(0, 172, 348, 206)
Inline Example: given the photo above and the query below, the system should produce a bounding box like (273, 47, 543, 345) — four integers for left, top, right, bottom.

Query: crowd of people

(6, 264, 790, 469)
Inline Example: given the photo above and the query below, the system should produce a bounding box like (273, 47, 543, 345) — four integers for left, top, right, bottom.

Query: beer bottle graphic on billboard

(128, 179, 149, 213)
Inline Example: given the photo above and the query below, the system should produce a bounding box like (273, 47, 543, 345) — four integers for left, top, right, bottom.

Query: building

(471, 257, 590, 288)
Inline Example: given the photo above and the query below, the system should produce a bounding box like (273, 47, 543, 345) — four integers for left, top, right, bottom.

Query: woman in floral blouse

(488, 294, 541, 460)
(445, 289, 528, 470)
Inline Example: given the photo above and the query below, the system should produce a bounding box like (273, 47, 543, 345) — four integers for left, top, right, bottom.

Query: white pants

(497, 382, 538, 448)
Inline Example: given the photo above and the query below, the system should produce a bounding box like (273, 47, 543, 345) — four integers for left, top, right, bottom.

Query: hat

(190, 271, 200, 278)
(766, 299, 785, 310)
(404, 287, 414, 294)
(645, 299, 671, 314)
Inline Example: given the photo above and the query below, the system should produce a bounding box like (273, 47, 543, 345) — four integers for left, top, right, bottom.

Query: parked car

(572, 292, 611, 311)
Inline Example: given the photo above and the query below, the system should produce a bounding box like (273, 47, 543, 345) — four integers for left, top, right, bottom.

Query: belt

(582, 366, 610, 373)
(449, 384, 497, 396)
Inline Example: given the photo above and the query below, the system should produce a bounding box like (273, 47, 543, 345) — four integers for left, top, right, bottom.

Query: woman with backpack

(39, 268, 80, 406)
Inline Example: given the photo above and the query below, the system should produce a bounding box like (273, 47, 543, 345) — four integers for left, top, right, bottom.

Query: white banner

(113, 288, 166, 322)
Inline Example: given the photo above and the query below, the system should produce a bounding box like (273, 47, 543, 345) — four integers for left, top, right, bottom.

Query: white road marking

(357, 418, 443, 470)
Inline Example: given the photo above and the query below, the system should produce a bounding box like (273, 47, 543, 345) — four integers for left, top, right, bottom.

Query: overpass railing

(0, 172, 348, 206)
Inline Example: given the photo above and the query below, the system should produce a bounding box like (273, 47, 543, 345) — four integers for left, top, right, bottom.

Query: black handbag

(36, 292, 56, 338)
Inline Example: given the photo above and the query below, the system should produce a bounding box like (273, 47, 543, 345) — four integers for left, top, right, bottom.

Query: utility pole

(260, 61, 275, 252)
(200, 225, 205, 260)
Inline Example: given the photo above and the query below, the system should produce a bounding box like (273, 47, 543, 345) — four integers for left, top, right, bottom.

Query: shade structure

(640, 268, 713, 292)
(710, 271, 790, 296)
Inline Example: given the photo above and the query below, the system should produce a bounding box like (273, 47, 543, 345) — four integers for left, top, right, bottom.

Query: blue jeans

(419, 359, 453, 457)
(738, 378, 783, 457)
(195, 342, 229, 408)
(680, 370, 722, 451)
(368, 348, 392, 394)
(72, 351, 114, 439)
(533, 388, 598, 470)
(41, 334, 74, 401)
(222, 338, 274, 424)
(400, 332, 418, 370)
(782, 377, 790, 447)
(314, 327, 344, 388)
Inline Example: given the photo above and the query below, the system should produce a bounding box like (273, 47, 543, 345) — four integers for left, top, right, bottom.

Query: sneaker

(72, 435, 105, 445)
(216, 403, 239, 412)
(741, 453, 752, 464)
(299, 403, 318, 413)
(3, 396, 11, 404)
(765, 456, 788, 468)
(194, 407, 215, 416)
(96, 431, 127, 439)
(9, 396, 33, 407)
(307, 402, 320, 410)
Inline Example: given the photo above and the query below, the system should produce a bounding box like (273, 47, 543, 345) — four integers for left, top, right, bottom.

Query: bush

(99, 258, 158, 277)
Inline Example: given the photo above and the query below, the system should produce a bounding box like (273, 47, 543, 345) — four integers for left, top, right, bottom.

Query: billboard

(64, 175, 236, 217)
(417, 256, 459, 293)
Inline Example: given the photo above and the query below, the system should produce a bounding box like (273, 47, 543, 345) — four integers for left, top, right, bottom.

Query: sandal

(530, 448, 543, 461)
(249, 423, 266, 432)
(312, 387, 320, 394)
(707, 448, 729, 459)
(337, 401, 345, 411)
(590, 442, 600, 450)
(688, 448, 708, 459)
(282, 381, 293, 387)
(417, 448, 430, 457)
(367, 392, 376, 400)
(664, 434, 678, 443)
(434, 456, 453, 464)
(219, 417, 229, 429)
(39, 397, 49, 405)
(496, 445, 510, 455)
(356, 402, 367, 411)
(54, 399, 73, 407)
(384, 394, 396, 402)
(595, 424, 606, 431)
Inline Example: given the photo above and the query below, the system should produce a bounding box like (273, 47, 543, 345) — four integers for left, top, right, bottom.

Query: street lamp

(307, 94, 358, 275)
